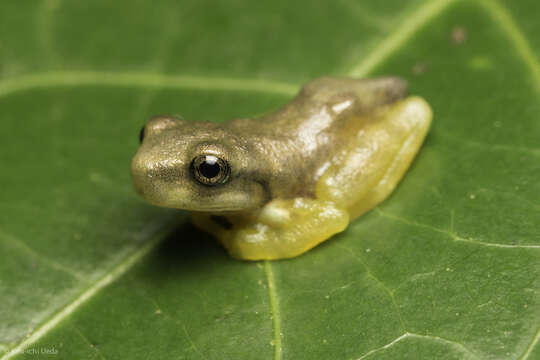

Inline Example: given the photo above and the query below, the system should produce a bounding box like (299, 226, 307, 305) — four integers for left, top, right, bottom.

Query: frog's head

(131, 116, 268, 212)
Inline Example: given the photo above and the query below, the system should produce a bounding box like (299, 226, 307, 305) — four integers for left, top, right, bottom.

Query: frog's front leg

(316, 96, 432, 219)
(191, 198, 349, 260)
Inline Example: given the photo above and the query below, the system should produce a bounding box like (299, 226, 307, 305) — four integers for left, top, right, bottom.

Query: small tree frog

(131, 77, 432, 260)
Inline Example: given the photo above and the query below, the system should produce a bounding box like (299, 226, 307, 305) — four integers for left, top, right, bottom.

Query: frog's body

(131, 77, 432, 260)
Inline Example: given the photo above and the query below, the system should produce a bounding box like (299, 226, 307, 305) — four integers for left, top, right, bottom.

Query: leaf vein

(36, 0, 61, 65)
(181, 325, 208, 360)
(518, 323, 540, 360)
(0, 229, 84, 280)
(0, 71, 298, 99)
(264, 261, 282, 360)
(336, 244, 407, 332)
(0, 224, 174, 360)
(128, 11, 182, 123)
(348, 0, 456, 77)
(375, 208, 540, 249)
(476, 0, 540, 95)
(356, 332, 480, 360)
(337, 0, 392, 32)
(72, 325, 107, 360)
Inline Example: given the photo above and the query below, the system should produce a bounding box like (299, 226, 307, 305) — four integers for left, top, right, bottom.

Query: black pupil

(199, 158, 221, 179)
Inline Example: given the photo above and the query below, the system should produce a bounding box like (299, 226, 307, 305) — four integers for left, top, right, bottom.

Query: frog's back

(257, 76, 431, 216)
(227, 76, 431, 213)
(257, 77, 408, 131)
(256, 76, 415, 191)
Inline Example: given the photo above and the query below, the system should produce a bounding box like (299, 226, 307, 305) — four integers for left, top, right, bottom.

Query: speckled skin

(131, 77, 432, 260)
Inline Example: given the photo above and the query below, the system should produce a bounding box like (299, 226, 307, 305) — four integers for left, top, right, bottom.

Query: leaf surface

(1, 0, 539, 359)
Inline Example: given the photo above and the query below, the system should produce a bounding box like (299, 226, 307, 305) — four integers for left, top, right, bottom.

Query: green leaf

(1, 0, 539, 359)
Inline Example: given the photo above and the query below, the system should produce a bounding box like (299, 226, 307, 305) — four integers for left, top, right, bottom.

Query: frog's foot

(191, 198, 349, 260)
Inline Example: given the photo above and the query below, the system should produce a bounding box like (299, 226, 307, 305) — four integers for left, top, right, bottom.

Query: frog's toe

(258, 201, 291, 227)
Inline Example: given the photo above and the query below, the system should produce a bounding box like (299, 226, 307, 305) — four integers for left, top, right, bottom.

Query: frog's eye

(139, 125, 146, 144)
(191, 155, 230, 186)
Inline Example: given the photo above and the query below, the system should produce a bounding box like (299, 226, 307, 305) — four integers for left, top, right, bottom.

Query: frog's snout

(130, 150, 184, 204)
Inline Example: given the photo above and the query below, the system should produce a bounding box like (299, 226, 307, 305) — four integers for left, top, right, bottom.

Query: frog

(131, 76, 432, 260)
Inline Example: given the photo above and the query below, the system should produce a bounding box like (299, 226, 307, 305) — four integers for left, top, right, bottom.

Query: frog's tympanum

(131, 77, 432, 260)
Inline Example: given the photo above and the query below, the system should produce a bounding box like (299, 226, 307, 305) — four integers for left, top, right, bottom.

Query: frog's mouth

(166, 185, 266, 212)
